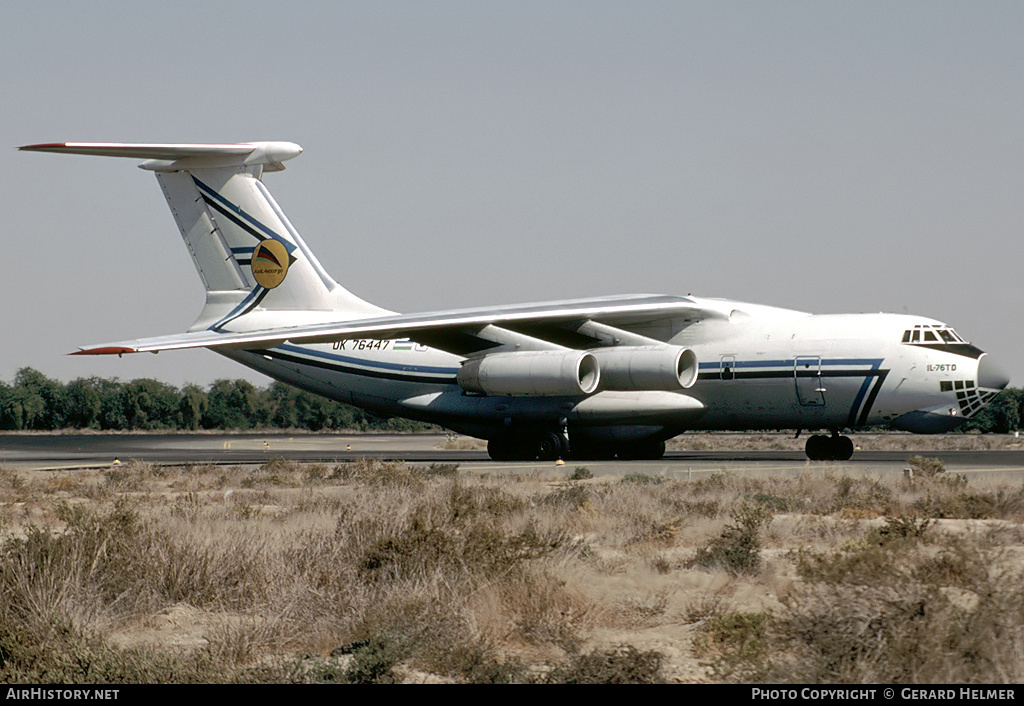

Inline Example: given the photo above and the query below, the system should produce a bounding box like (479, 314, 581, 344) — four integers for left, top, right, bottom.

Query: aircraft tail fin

(20, 142, 388, 332)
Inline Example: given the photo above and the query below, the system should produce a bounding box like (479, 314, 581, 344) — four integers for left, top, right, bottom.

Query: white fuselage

(223, 296, 997, 441)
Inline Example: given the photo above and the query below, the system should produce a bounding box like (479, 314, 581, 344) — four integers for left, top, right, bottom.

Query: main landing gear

(804, 433, 854, 461)
(486, 433, 667, 462)
(487, 432, 569, 462)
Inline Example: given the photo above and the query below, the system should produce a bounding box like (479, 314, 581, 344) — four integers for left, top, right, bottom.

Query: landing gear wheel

(536, 432, 568, 461)
(834, 435, 854, 461)
(804, 434, 854, 461)
(487, 438, 520, 461)
(488, 432, 568, 462)
(805, 434, 830, 461)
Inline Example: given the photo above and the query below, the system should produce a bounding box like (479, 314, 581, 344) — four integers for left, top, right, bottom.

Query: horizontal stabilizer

(20, 142, 302, 171)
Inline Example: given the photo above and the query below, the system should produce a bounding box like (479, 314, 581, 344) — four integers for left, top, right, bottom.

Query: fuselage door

(720, 355, 737, 381)
(795, 356, 825, 406)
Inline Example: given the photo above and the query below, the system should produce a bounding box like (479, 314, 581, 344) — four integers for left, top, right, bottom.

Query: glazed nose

(977, 354, 1010, 391)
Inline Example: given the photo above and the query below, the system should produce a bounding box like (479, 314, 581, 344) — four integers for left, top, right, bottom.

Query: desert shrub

(776, 521, 1024, 683)
(182, 462, 220, 476)
(0, 468, 23, 488)
(693, 612, 770, 680)
(534, 645, 664, 684)
(423, 463, 460, 478)
(796, 543, 901, 586)
(242, 457, 301, 488)
(683, 590, 730, 624)
(286, 655, 348, 684)
(0, 497, 283, 682)
(689, 502, 773, 575)
(869, 514, 932, 546)
(331, 459, 426, 488)
(668, 498, 720, 518)
(913, 543, 991, 588)
(622, 473, 665, 486)
(454, 647, 524, 683)
(103, 459, 157, 491)
(170, 491, 203, 522)
(542, 482, 592, 511)
(0, 621, 235, 683)
(333, 563, 580, 678)
(915, 486, 1024, 520)
(567, 466, 593, 480)
(748, 492, 796, 512)
(685, 436, 713, 450)
(348, 481, 568, 583)
(499, 568, 591, 647)
(691, 472, 729, 494)
(700, 541, 1024, 684)
(0, 496, 272, 630)
(628, 517, 683, 549)
(340, 634, 408, 684)
(795, 515, 931, 586)
(446, 481, 525, 518)
(358, 515, 563, 581)
(828, 475, 897, 516)
(761, 575, 1024, 683)
(916, 492, 993, 519)
(907, 455, 947, 477)
(0, 499, 145, 622)
(301, 463, 330, 485)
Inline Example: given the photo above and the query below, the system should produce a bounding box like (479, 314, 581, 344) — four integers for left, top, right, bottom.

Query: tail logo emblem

(251, 240, 290, 289)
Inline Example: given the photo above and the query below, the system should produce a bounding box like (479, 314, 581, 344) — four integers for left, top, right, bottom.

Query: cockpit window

(900, 324, 967, 346)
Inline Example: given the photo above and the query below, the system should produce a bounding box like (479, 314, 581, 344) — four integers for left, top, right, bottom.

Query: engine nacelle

(456, 350, 601, 397)
(590, 346, 698, 390)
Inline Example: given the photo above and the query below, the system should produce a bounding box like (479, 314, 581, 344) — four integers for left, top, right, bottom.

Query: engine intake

(457, 350, 600, 397)
(591, 346, 698, 390)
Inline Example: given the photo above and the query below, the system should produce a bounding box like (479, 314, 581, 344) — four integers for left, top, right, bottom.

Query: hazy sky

(4, 1, 1023, 388)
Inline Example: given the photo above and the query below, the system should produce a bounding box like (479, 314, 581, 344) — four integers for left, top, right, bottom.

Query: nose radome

(978, 354, 1010, 391)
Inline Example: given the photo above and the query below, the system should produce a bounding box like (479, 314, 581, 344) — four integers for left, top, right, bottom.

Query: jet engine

(590, 346, 698, 390)
(456, 350, 600, 397)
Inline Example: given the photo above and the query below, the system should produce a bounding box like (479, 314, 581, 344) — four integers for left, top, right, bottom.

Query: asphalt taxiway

(3, 432, 1024, 480)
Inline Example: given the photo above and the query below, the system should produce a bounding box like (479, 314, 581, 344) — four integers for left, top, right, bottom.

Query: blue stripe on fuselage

(276, 343, 459, 379)
(699, 358, 885, 371)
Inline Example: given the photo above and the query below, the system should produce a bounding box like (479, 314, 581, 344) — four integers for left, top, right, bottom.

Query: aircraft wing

(72, 294, 708, 355)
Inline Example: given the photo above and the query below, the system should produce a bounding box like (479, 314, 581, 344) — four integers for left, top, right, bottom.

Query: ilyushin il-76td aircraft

(22, 141, 1010, 461)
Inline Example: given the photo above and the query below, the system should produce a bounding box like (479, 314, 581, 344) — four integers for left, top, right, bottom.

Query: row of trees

(1, 366, 1022, 434)
(0, 368, 431, 432)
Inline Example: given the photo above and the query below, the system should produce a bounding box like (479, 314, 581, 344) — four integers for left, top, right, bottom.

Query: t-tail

(20, 142, 388, 334)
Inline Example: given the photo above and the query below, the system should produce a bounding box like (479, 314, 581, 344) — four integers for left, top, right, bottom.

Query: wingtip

(19, 143, 69, 152)
(70, 346, 137, 356)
